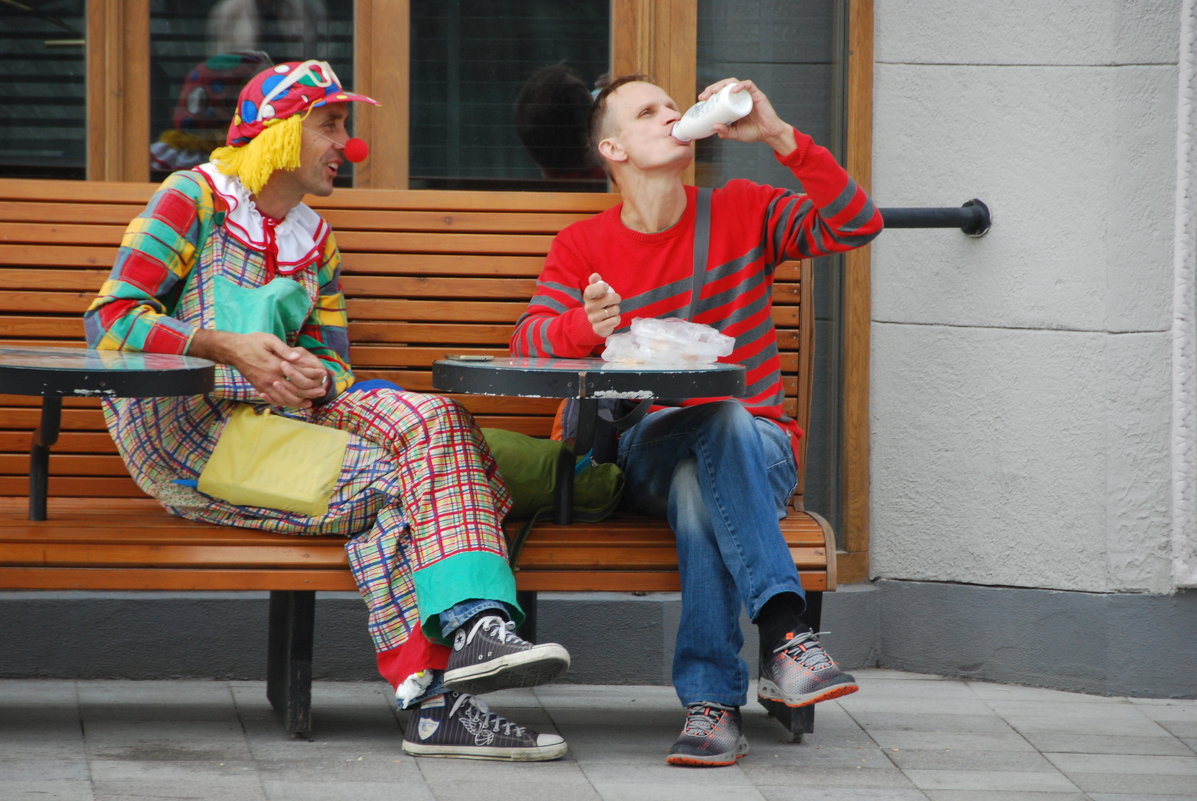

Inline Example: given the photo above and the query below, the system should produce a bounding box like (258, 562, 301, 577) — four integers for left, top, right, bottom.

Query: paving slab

(902, 768, 1080, 793)
(1045, 751, 1197, 775)
(1088, 794, 1197, 801)
(867, 728, 1036, 753)
(885, 748, 1058, 772)
(1021, 730, 1196, 756)
(923, 792, 1087, 801)
(761, 789, 929, 801)
(0, 670, 1194, 801)
(0, 780, 95, 801)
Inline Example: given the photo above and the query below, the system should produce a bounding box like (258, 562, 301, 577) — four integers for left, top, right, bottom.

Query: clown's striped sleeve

(84, 171, 209, 355)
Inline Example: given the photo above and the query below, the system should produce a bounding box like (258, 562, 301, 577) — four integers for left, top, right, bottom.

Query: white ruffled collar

(195, 163, 329, 275)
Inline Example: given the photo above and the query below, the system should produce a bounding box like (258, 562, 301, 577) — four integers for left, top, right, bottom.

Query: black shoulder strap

(685, 187, 714, 320)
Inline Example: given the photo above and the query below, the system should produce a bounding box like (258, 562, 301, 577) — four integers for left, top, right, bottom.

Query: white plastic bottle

(671, 84, 754, 143)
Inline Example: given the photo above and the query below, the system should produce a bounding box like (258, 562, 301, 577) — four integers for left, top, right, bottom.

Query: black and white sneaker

(401, 692, 568, 761)
(666, 702, 749, 767)
(442, 614, 570, 696)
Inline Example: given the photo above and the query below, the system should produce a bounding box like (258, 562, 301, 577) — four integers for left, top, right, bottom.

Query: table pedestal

(29, 397, 62, 521)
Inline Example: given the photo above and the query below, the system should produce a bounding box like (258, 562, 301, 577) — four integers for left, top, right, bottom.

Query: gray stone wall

(871, 0, 1184, 594)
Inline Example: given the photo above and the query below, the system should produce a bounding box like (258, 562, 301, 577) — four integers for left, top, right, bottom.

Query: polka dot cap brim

(225, 59, 379, 147)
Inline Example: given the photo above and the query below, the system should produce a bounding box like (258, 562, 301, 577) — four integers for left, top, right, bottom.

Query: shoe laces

(680, 702, 734, 737)
(470, 614, 529, 647)
(774, 630, 834, 670)
(450, 693, 528, 737)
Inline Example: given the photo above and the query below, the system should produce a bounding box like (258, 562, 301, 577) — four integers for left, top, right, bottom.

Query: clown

(86, 60, 571, 762)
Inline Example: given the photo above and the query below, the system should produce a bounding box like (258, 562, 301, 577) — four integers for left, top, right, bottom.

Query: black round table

(433, 356, 746, 523)
(0, 346, 216, 520)
(432, 356, 746, 401)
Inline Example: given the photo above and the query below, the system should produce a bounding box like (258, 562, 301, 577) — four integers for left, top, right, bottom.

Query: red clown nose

(343, 138, 369, 163)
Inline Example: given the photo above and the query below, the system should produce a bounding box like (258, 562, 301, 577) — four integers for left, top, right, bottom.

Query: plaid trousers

(115, 387, 512, 656)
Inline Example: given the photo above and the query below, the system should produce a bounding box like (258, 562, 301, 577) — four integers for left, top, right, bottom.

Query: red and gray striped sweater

(510, 129, 883, 445)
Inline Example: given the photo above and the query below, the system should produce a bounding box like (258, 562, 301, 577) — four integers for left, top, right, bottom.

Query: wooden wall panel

(86, 0, 150, 182)
(840, 0, 874, 584)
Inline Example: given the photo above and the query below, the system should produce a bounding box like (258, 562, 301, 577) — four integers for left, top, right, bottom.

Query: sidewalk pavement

(2, 669, 1195, 801)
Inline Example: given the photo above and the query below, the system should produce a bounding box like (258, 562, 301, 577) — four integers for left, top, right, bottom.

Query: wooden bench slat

(320, 209, 600, 233)
(342, 276, 539, 300)
(0, 432, 112, 452)
(0, 477, 143, 496)
(0, 201, 148, 225)
(310, 187, 621, 213)
(0, 244, 118, 268)
(343, 253, 547, 276)
(0, 495, 830, 593)
(351, 321, 519, 344)
(0, 566, 830, 594)
(0, 269, 112, 291)
(0, 567, 356, 592)
(0, 222, 123, 246)
(334, 231, 558, 255)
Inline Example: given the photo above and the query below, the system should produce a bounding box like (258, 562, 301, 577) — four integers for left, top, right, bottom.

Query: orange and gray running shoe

(666, 702, 749, 767)
(757, 630, 860, 707)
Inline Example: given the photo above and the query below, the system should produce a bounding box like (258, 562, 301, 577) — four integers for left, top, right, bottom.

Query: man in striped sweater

(510, 76, 883, 766)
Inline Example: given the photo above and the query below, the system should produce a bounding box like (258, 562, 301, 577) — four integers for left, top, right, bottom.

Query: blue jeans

(616, 401, 803, 708)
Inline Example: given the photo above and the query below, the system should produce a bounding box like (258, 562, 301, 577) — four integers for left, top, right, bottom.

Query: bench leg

(757, 590, 824, 743)
(516, 589, 538, 642)
(267, 590, 315, 739)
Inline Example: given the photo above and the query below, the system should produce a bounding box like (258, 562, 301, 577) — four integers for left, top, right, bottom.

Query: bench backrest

(0, 177, 814, 507)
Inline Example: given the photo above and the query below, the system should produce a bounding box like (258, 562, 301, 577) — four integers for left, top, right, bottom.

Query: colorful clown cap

(226, 59, 379, 147)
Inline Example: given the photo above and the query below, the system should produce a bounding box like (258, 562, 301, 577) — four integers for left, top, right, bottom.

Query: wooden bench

(0, 177, 837, 741)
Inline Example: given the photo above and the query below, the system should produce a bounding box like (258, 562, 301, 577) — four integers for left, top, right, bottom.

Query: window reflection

(150, 0, 353, 184)
(409, 0, 609, 192)
(514, 64, 606, 183)
(0, 1, 87, 179)
(698, 0, 846, 534)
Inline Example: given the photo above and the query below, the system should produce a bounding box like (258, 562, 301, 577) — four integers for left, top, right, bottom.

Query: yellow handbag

(198, 404, 350, 517)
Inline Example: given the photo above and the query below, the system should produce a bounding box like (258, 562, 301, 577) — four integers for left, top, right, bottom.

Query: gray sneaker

(758, 630, 859, 707)
(402, 692, 567, 761)
(443, 614, 570, 696)
(666, 702, 749, 767)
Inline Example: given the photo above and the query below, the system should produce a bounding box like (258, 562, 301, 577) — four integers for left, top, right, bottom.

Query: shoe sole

(402, 740, 568, 762)
(442, 643, 571, 696)
(757, 677, 859, 707)
(666, 738, 750, 767)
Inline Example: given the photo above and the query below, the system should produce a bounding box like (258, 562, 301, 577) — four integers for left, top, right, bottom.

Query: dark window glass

(409, 0, 610, 192)
(149, 0, 354, 184)
(0, 1, 87, 179)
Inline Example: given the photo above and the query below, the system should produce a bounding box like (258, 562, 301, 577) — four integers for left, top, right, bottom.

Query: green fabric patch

(415, 550, 521, 644)
(214, 275, 311, 340)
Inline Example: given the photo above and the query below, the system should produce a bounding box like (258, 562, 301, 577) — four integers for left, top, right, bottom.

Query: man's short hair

(586, 74, 653, 160)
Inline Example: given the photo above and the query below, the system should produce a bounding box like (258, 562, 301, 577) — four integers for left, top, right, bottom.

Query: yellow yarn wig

(209, 113, 304, 195)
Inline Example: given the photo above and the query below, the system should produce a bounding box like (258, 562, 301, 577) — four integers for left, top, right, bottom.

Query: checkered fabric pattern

(86, 169, 512, 657)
